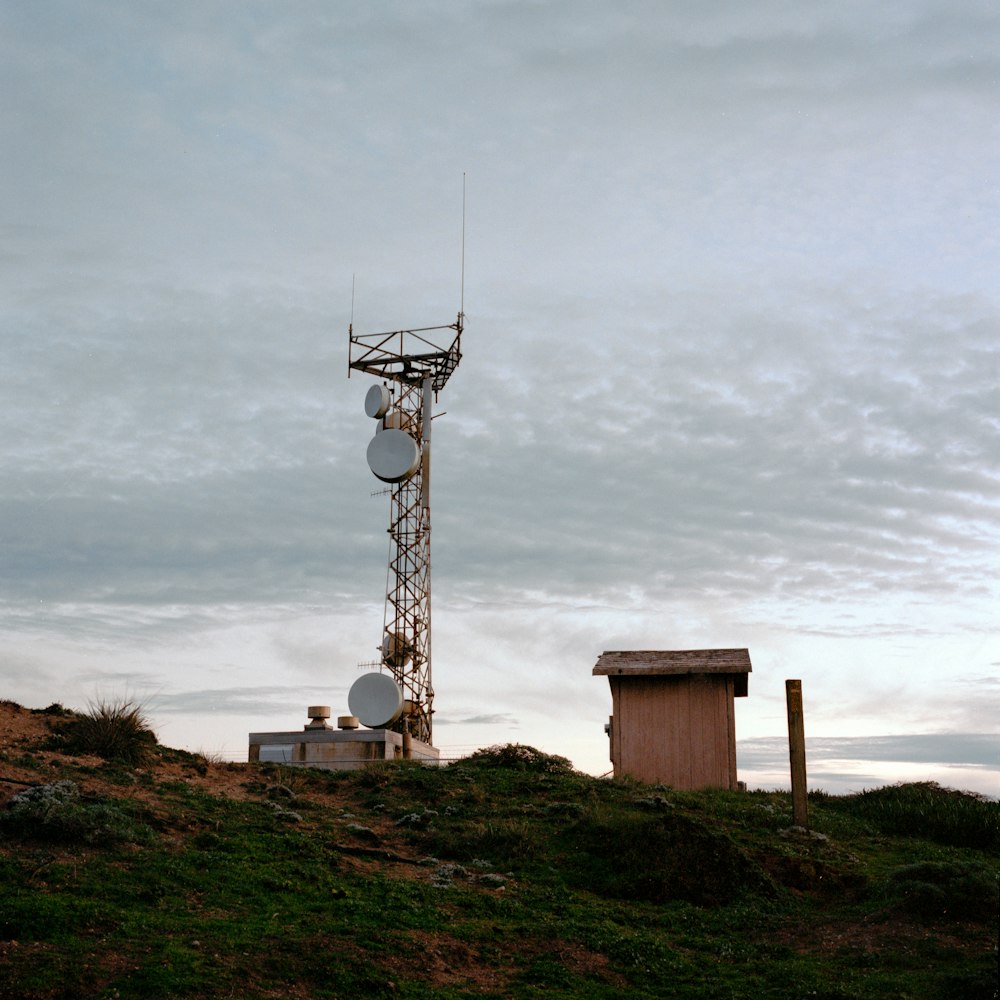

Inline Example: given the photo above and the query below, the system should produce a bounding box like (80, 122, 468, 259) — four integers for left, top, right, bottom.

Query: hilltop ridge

(0, 701, 996, 998)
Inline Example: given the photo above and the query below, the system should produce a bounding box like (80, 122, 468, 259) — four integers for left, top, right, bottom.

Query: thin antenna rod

(460, 173, 466, 318)
(351, 273, 357, 329)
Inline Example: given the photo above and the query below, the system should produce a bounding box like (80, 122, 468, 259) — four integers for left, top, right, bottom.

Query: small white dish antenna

(348, 672, 404, 728)
(382, 631, 412, 669)
(367, 428, 420, 483)
(365, 384, 391, 419)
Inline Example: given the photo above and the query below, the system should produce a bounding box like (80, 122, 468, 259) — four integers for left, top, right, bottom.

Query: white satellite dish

(348, 672, 404, 728)
(367, 428, 420, 483)
(382, 631, 412, 669)
(365, 384, 391, 419)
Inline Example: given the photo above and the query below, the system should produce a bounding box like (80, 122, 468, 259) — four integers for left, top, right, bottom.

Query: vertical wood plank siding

(597, 649, 750, 790)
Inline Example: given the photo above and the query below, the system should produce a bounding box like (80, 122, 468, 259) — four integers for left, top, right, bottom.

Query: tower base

(248, 727, 439, 770)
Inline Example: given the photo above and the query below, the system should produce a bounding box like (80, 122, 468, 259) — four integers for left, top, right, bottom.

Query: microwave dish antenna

(348, 309, 463, 746)
(348, 671, 405, 729)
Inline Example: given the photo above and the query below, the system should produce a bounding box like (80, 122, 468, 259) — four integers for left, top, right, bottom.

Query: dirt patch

(0, 701, 56, 746)
(379, 928, 628, 994)
(0, 701, 262, 808)
(383, 930, 507, 992)
(772, 915, 994, 957)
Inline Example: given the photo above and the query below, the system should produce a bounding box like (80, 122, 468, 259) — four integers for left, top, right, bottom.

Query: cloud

(433, 286, 1000, 624)
(0, 2, 996, 778)
(153, 686, 307, 716)
(18, 273, 996, 630)
(739, 733, 1000, 770)
(436, 713, 518, 727)
(736, 732, 1000, 797)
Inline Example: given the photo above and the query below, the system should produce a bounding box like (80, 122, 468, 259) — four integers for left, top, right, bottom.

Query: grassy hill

(0, 701, 996, 999)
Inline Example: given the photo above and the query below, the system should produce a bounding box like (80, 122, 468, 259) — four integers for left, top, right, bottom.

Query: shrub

(827, 782, 998, 852)
(421, 816, 545, 867)
(35, 703, 72, 717)
(56, 697, 158, 766)
(0, 780, 154, 846)
(462, 744, 574, 774)
(883, 861, 997, 923)
(563, 809, 778, 906)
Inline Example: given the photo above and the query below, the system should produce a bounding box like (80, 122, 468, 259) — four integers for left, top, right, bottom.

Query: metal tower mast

(348, 315, 463, 745)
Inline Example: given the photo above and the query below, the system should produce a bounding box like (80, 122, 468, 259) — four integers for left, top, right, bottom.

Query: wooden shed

(594, 649, 751, 790)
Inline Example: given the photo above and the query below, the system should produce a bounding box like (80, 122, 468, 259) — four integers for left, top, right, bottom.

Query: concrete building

(248, 706, 439, 771)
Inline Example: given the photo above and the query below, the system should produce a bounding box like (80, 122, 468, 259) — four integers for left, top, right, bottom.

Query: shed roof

(593, 648, 751, 680)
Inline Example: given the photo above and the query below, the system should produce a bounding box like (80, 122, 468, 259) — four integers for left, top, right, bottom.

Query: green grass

(815, 781, 998, 851)
(0, 709, 996, 999)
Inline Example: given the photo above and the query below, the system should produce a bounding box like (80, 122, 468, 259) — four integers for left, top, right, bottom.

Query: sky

(2, 1, 998, 797)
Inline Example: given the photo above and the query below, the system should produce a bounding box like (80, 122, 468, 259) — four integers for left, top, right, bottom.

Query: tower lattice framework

(348, 315, 463, 745)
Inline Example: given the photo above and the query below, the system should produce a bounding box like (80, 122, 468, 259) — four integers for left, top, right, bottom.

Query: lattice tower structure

(382, 379, 431, 741)
(349, 316, 462, 745)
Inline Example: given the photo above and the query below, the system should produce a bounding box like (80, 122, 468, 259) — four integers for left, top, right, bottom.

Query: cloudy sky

(3, 2, 998, 795)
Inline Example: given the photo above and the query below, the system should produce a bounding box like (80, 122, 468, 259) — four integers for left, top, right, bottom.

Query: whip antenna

(460, 173, 466, 319)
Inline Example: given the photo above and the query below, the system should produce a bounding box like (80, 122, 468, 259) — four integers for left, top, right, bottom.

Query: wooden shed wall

(609, 674, 737, 789)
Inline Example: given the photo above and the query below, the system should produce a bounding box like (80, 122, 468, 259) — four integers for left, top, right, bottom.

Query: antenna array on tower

(348, 313, 463, 745)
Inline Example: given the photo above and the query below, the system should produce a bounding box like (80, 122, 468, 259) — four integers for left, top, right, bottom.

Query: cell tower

(348, 313, 463, 746)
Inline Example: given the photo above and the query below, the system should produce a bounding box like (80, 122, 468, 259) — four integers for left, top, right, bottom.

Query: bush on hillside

(463, 744, 574, 774)
(823, 782, 998, 852)
(563, 809, 778, 906)
(883, 861, 996, 923)
(55, 698, 157, 766)
(0, 780, 154, 846)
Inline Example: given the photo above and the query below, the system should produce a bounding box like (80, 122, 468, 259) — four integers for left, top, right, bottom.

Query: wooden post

(785, 679, 808, 828)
